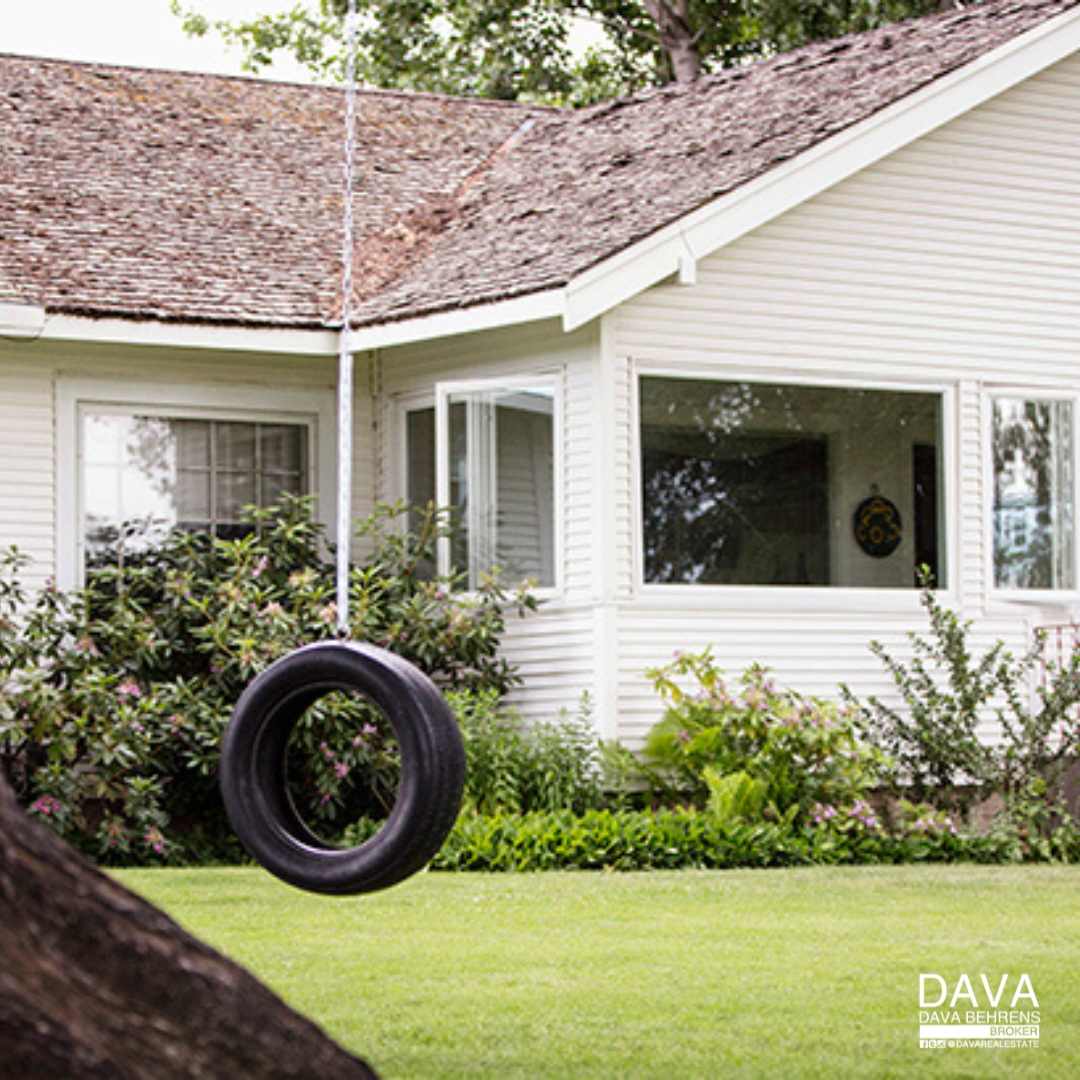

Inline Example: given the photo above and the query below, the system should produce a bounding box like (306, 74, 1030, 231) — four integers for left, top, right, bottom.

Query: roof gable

(1, 0, 1078, 345)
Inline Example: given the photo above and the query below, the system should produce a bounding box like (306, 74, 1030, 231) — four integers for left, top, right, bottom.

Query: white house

(4, 0, 1080, 744)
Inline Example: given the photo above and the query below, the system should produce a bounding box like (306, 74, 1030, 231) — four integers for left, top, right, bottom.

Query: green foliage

(844, 583, 1080, 824)
(631, 651, 888, 827)
(453, 690, 608, 815)
(703, 768, 768, 826)
(0, 500, 533, 863)
(173, 0, 951, 105)
(434, 808, 810, 871)
(428, 805, 1080, 872)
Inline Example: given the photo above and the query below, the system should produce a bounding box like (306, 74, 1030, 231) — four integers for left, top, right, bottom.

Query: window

(404, 379, 558, 590)
(992, 396, 1074, 591)
(83, 413, 309, 565)
(57, 380, 334, 587)
(639, 376, 944, 588)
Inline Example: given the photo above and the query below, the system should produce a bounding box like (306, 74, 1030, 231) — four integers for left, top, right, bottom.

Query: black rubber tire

(220, 640, 465, 895)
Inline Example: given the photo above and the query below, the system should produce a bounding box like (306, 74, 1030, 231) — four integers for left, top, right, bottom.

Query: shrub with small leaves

(0, 499, 534, 862)
(843, 582, 1080, 826)
(453, 690, 607, 816)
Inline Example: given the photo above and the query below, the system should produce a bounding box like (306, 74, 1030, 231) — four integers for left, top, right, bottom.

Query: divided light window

(83, 412, 309, 566)
(404, 379, 557, 590)
(639, 376, 944, 588)
(992, 396, 1075, 591)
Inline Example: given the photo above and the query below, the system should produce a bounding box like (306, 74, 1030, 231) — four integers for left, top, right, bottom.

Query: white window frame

(631, 363, 957, 611)
(394, 373, 563, 596)
(57, 378, 336, 590)
(985, 386, 1080, 605)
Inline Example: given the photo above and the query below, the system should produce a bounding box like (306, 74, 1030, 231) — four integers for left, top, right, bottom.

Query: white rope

(336, 0, 359, 637)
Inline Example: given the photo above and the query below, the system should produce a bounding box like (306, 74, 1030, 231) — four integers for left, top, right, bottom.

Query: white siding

(377, 321, 605, 720)
(502, 605, 599, 729)
(0, 338, 345, 588)
(607, 53, 1080, 742)
(0, 355, 55, 589)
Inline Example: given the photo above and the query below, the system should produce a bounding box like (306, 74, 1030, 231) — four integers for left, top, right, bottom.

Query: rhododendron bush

(0, 499, 532, 863)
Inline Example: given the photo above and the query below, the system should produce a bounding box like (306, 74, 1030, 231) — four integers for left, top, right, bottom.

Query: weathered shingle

(1, 0, 1076, 331)
(0, 59, 537, 328)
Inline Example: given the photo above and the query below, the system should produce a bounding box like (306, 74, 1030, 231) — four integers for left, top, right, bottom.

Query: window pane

(993, 398, 1074, 590)
(434, 385, 556, 589)
(175, 421, 211, 471)
(217, 472, 257, 523)
(640, 378, 943, 587)
(406, 408, 436, 529)
(177, 471, 211, 528)
(83, 413, 308, 566)
(260, 424, 302, 473)
(447, 399, 472, 579)
(83, 415, 177, 564)
(216, 423, 256, 472)
(495, 390, 554, 586)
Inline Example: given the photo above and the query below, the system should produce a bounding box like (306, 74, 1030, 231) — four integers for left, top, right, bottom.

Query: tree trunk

(0, 774, 377, 1079)
(643, 0, 703, 83)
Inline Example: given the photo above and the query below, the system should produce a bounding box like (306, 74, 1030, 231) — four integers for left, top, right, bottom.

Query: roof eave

(347, 289, 568, 351)
(40, 313, 339, 356)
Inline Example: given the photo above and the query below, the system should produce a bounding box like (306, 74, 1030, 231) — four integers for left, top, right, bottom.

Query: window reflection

(993, 398, 1074, 590)
(83, 414, 308, 566)
(640, 377, 943, 588)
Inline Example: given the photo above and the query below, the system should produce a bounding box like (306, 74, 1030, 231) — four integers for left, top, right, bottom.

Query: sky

(5, 1, 314, 82)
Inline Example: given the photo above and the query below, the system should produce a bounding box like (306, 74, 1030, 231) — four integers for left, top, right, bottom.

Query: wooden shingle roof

(1, 0, 1076, 333)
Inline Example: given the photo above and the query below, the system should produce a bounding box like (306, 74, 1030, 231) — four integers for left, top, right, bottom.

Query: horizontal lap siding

(0, 359, 55, 589)
(615, 606, 1035, 748)
(501, 605, 598, 723)
(1, 341, 343, 586)
(608, 55, 1080, 744)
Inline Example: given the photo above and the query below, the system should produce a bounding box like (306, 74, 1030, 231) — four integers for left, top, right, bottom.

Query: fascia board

(41, 314, 339, 356)
(348, 290, 566, 350)
(563, 4, 1080, 332)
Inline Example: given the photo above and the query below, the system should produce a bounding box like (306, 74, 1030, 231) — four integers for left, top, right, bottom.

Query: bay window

(639, 376, 944, 588)
(992, 396, 1074, 591)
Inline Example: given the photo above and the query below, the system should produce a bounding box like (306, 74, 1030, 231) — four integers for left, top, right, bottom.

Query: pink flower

(30, 796, 61, 817)
(118, 681, 142, 700)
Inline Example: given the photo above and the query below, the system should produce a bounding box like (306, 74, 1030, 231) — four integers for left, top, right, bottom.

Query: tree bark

(643, 0, 703, 83)
(0, 774, 377, 1079)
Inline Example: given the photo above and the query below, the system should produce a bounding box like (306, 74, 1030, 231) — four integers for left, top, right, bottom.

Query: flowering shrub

(634, 650, 890, 827)
(844, 582, 1080, 825)
(0, 499, 534, 863)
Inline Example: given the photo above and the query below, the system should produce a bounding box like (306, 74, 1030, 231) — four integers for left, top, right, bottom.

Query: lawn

(116, 865, 1079, 1078)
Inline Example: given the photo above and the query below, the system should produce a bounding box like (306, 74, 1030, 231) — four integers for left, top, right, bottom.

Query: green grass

(115, 865, 1080, 1078)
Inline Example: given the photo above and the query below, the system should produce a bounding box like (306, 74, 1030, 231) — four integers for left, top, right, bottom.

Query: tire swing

(219, 2, 465, 895)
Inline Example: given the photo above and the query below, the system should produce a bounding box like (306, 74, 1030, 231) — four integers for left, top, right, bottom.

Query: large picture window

(404, 379, 558, 590)
(639, 376, 943, 588)
(992, 396, 1074, 591)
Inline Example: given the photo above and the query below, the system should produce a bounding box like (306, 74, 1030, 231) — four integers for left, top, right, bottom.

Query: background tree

(173, 0, 958, 104)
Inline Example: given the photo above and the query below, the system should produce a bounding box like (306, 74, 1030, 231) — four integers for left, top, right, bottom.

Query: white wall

(0, 337, 350, 592)
(606, 51, 1080, 743)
